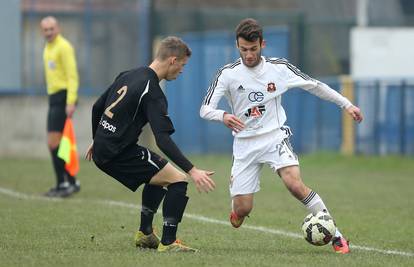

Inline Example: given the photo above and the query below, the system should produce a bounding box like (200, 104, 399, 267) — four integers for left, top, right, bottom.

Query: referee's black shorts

(94, 144, 168, 191)
(47, 90, 67, 132)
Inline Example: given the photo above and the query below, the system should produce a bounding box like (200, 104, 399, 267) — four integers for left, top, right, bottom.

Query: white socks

(301, 190, 342, 238)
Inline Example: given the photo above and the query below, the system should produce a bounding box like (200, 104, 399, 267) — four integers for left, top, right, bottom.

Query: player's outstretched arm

(154, 132, 216, 193)
(345, 105, 363, 123)
(187, 167, 215, 193)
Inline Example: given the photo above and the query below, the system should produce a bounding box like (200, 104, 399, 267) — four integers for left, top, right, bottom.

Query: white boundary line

(1, 187, 413, 258)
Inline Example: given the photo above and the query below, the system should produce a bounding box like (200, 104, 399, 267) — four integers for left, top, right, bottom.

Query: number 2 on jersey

(104, 86, 127, 118)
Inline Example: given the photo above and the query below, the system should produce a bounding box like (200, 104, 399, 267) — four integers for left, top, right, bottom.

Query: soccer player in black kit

(85, 36, 215, 252)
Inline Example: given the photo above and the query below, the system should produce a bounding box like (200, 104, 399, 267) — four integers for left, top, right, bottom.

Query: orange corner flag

(58, 118, 80, 177)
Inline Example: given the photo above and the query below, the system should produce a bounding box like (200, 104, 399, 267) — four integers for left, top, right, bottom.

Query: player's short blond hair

(155, 36, 192, 61)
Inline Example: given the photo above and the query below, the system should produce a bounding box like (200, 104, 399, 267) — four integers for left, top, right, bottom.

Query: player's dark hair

(235, 18, 263, 44)
(156, 36, 192, 60)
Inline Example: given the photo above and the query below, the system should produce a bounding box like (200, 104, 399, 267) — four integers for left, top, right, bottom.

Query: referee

(41, 16, 80, 197)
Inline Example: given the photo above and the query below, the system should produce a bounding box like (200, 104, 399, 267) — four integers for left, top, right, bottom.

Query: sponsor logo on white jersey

(244, 105, 266, 118)
(248, 91, 264, 102)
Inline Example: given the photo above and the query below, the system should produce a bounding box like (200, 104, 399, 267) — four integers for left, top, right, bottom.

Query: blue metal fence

(283, 80, 343, 154)
(355, 80, 414, 155)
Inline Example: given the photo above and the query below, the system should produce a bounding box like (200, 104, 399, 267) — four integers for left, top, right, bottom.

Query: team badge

(267, 82, 276, 92)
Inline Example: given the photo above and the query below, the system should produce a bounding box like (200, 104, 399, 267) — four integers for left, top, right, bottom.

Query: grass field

(1, 153, 413, 266)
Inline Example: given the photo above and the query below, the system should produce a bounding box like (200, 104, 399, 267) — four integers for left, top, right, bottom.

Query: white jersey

(200, 56, 352, 138)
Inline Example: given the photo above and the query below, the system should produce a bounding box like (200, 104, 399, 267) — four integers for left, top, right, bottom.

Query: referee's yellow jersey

(43, 34, 79, 105)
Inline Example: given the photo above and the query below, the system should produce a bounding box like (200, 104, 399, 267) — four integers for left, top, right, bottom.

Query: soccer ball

(301, 211, 336, 246)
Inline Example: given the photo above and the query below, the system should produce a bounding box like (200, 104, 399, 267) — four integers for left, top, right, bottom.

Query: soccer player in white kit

(200, 18, 363, 254)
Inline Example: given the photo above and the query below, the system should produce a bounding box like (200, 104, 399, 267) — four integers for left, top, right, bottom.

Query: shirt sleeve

(143, 94, 193, 173)
(61, 43, 79, 105)
(281, 60, 353, 109)
(306, 81, 353, 109)
(153, 132, 194, 173)
(282, 60, 318, 90)
(144, 98, 175, 135)
(200, 69, 228, 121)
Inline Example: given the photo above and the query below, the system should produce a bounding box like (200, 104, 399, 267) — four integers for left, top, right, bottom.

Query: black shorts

(94, 144, 168, 192)
(47, 90, 67, 132)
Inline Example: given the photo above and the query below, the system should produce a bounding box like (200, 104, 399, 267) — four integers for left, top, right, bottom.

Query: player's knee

(166, 170, 187, 185)
(279, 166, 297, 179)
(149, 164, 187, 188)
(165, 163, 186, 180)
(176, 171, 187, 181)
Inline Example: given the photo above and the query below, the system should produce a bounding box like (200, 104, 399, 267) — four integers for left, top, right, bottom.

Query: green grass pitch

(1, 153, 413, 266)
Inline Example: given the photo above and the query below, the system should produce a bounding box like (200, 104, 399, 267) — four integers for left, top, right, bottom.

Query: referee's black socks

(139, 184, 167, 235)
(65, 170, 77, 185)
(161, 181, 189, 245)
(50, 147, 65, 187)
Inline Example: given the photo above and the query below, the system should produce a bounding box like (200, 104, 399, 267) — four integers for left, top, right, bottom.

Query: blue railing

(355, 79, 414, 155)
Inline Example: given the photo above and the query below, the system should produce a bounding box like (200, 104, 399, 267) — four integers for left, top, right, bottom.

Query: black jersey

(91, 67, 193, 172)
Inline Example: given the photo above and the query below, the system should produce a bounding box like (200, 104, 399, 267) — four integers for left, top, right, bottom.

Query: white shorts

(229, 126, 299, 197)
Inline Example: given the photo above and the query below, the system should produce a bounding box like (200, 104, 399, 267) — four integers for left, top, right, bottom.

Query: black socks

(161, 182, 189, 245)
(65, 170, 77, 185)
(51, 147, 78, 186)
(139, 184, 167, 235)
(50, 147, 65, 187)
